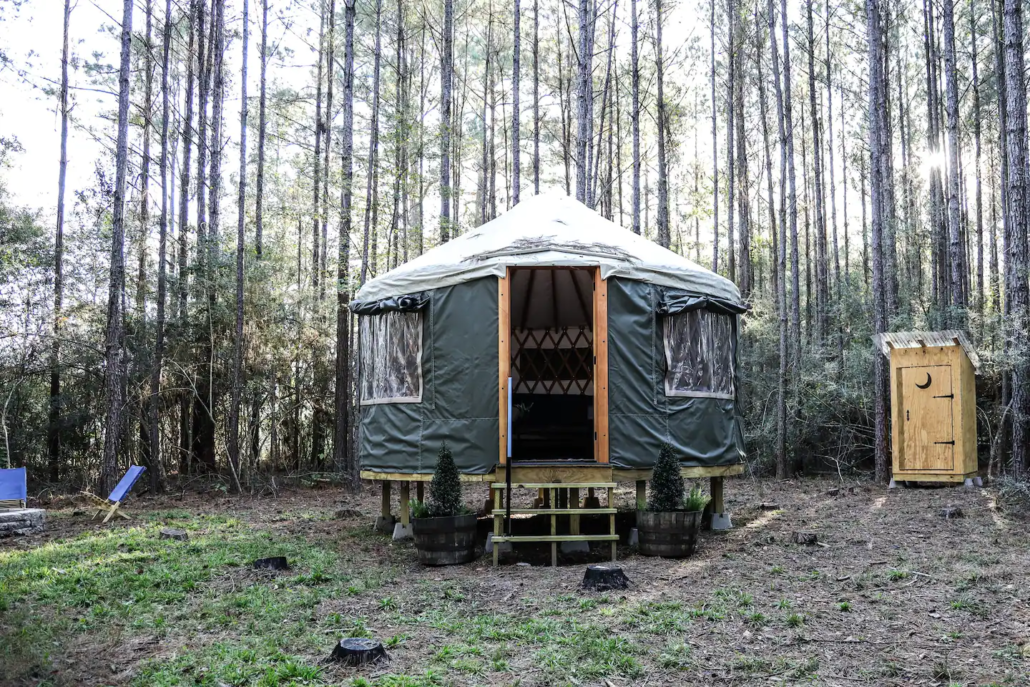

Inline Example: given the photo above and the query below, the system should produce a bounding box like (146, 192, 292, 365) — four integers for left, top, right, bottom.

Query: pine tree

(429, 443, 464, 517)
(648, 443, 685, 512)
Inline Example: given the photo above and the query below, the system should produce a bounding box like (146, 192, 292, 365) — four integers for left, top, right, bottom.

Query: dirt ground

(2, 475, 1028, 686)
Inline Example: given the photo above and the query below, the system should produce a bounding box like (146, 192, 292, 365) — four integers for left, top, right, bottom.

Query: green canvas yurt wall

(355, 274, 744, 475)
(606, 278, 745, 469)
(357, 277, 499, 475)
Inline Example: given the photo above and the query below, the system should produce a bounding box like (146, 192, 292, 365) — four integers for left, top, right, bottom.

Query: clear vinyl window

(662, 310, 735, 399)
(359, 311, 424, 404)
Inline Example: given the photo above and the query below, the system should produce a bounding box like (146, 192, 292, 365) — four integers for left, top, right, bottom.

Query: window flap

(351, 292, 429, 316)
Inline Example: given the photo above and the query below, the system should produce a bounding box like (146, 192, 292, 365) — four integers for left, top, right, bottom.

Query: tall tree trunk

(806, 0, 827, 342)
(726, 0, 736, 280)
(136, 0, 155, 471)
(512, 0, 521, 205)
(362, 0, 384, 283)
(256, 0, 268, 258)
(841, 83, 849, 284)
(971, 0, 984, 311)
(177, 0, 196, 475)
(440, 0, 454, 240)
(480, 4, 492, 225)
(942, 0, 966, 321)
(576, 0, 591, 203)
(334, 0, 357, 484)
(866, 0, 890, 484)
(148, 0, 175, 494)
(228, 0, 249, 491)
(734, 9, 751, 299)
(780, 0, 800, 364)
(656, 0, 669, 248)
(711, 0, 720, 270)
(631, 0, 640, 234)
(825, 0, 841, 356)
(48, 0, 72, 483)
(138, 0, 154, 319)
(1003, 0, 1030, 473)
(312, 7, 325, 291)
(321, 0, 337, 296)
(533, 0, 540, 194)
(101, 0, 134, 495)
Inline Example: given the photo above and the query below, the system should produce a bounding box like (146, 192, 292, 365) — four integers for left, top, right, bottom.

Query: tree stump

(792, 532, 818, 546)
(939, 506, 963, 519)
(0, 509, 45, 537)
(330, 638, 389, 666)
(581, 565, 630, 591)
(253, 556, 290, 571)
(159, 528, 188, 541)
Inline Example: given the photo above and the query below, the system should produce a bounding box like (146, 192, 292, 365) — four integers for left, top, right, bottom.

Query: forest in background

(0, 0, 1027, 494)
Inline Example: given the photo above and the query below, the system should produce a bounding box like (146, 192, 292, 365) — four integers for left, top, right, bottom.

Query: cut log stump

(0, 509, 45, 537)
(792, 532, 818, 546)
(159, 528, 188, 541)
(253, 556, 290, 571)
(940, 506, 963, 519)
(581, 565, 630, 591)
(330, 638, 389, 666)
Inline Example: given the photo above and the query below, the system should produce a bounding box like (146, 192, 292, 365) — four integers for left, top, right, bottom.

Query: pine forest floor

(1, 476, 1028, 686)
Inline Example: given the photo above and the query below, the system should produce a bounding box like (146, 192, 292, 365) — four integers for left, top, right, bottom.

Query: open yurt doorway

(509, 267, 597, 463)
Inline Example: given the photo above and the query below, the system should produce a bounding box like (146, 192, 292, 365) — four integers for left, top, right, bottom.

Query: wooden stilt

(609, 486, 617, 562)
(710, 476, 725, 513)
(381, 482, 392, 518)
(493, 487, 502, 567)
(636, 480, 647, 510)
(550, 488, 557, 567)
(399, 483, 410, 526)
(416, 481, 424, 502)
(570, 488, 581, 535)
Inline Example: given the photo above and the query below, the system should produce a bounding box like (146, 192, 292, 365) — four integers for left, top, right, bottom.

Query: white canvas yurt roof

(355, 191, 742, 306)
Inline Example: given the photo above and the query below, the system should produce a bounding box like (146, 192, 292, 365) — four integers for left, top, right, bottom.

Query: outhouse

(873, 331, 979, 484)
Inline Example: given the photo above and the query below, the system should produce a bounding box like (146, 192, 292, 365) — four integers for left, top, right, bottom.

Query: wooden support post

(609, 486, 617, 562)
(498, 271, 510, 464)
(416, 481, 424, 502)
(636, 480, 647, 510)
(550, 488, 558, 567)
(710, 476, 724, 513)
(570, 488, 581, 535)
(381, 481, 392, 518)
(493, 488, 502, 567)
(399, 482, 410, 526)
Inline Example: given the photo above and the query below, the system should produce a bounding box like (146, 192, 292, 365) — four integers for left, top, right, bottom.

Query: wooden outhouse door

(900, 365, 954, 471)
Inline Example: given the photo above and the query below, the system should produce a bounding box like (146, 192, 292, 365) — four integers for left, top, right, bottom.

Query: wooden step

(491, 482, 616, 489)
(490, 534, 620, 543)
(492, 508, 617, 516)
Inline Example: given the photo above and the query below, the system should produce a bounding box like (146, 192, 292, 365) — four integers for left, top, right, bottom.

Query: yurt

(352, 192, 746, 535)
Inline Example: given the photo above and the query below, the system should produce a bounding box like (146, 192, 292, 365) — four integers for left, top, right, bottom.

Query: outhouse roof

(872, 330, 981, 372)
(354, 191, 742, 306)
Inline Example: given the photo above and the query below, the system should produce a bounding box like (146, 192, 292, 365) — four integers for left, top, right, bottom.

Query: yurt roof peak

(354, 191, 742, 306)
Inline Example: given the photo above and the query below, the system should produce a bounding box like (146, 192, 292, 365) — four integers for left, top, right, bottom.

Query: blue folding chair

(82, 466, 146, 523)
(0, 468, 27, 509)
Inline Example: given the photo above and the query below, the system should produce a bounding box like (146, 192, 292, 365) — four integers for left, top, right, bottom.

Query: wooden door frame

(497, 267, 610, 465)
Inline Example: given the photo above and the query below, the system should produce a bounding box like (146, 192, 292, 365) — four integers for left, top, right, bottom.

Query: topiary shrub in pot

(411, 443, 478, 565)
(637, 443, 710, 557)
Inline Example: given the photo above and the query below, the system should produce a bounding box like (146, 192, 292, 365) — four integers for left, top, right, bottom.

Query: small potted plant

(411, 443, 478, 565)
(637, 443, 710, 558)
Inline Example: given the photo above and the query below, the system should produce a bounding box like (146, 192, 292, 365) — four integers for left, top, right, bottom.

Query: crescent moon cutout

(916, 373, 932, 389)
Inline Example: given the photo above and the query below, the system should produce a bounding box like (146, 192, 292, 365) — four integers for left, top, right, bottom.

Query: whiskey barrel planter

(637, 510, 703, 558)
(412, 514, 478, 565)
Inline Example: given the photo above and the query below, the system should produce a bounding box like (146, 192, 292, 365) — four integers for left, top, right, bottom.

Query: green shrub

(684, 485, 710, 512)
(428, 443, 466, 517)
(648, 443, 685, 512)
(409, 499, 429, 519)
